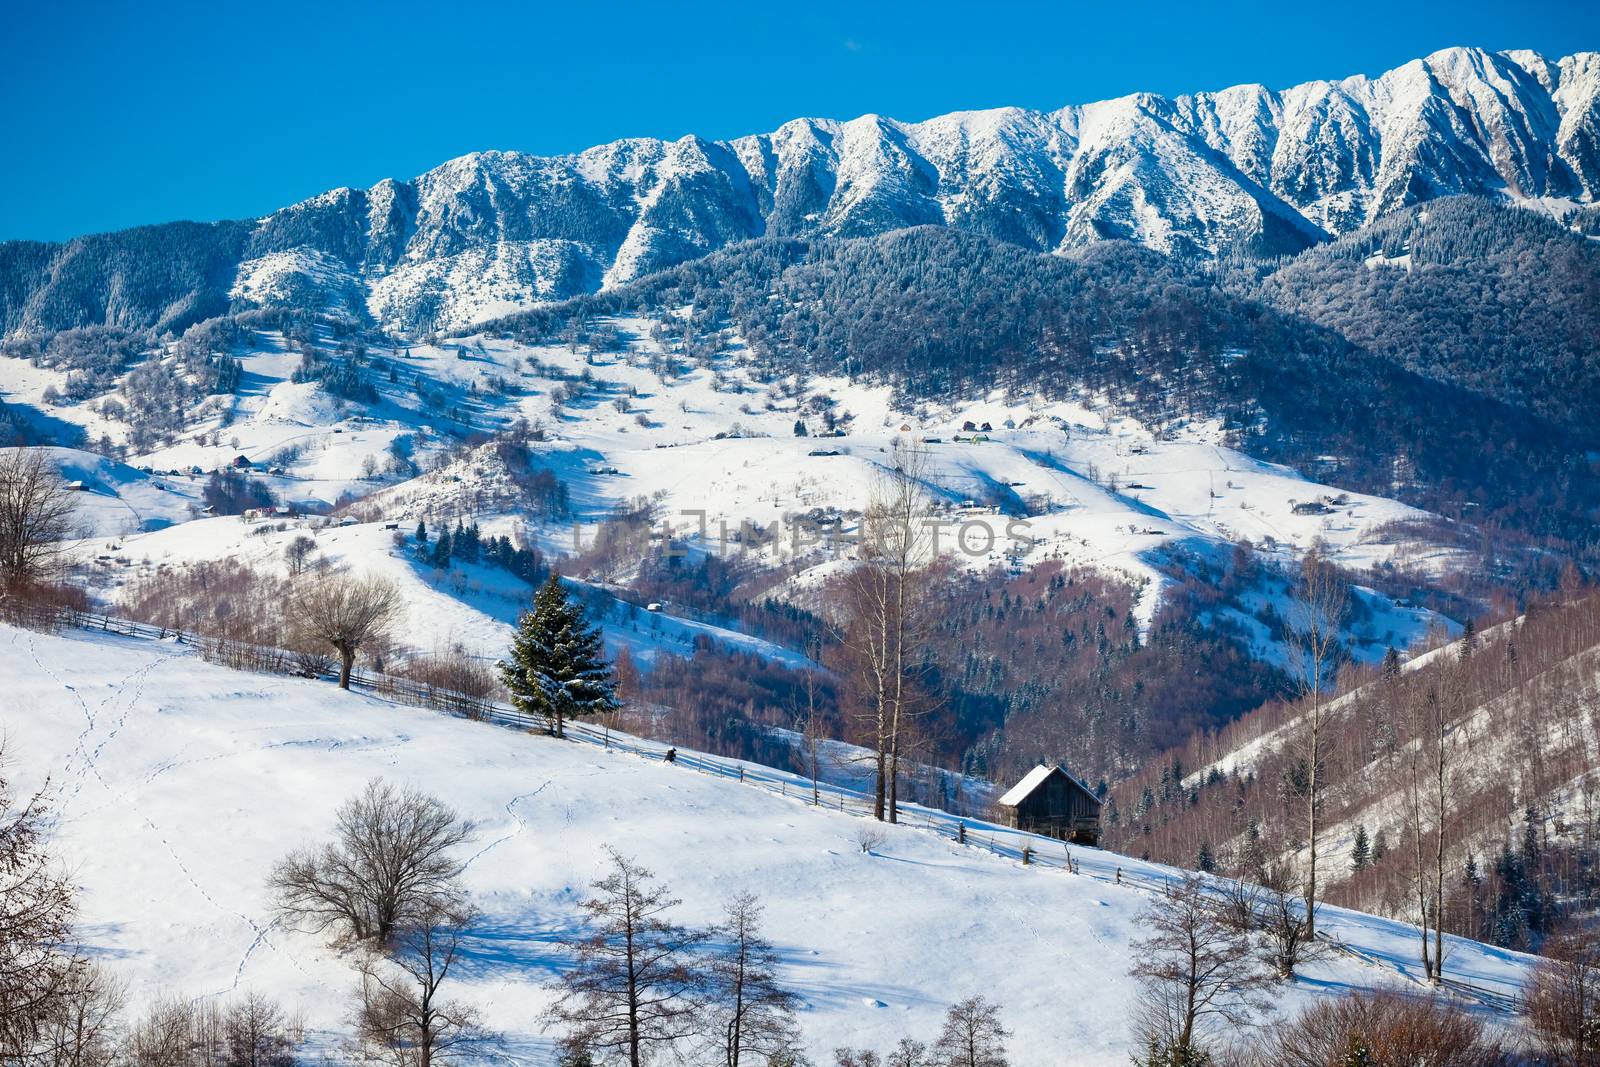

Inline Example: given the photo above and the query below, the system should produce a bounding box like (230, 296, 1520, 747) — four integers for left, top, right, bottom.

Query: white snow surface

(3, 625, 1539, 1064)
(996, 764, 1058, 807)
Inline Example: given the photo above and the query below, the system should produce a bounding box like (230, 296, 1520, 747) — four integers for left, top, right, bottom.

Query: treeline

(412, 517, 547, 584)
(0, 218, 253, 337)
(614, 639, 842, 772)
(630, 547, 828, 653)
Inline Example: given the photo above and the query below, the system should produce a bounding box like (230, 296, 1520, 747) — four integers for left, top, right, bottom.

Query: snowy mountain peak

(4, 48, 1599, 338)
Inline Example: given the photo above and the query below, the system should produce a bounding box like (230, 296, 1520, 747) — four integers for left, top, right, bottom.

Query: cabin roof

(997, 763, 1100, 808)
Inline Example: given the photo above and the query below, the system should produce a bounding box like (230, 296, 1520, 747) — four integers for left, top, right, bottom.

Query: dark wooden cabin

(997, 764, 1102, 845)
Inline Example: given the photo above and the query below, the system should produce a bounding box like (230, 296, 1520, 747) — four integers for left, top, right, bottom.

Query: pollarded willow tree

(289, 571, 403, 690)
(269, 778, 471, 946)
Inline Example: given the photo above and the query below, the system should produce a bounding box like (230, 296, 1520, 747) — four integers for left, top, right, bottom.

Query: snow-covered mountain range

(4, 46, 1598, 336)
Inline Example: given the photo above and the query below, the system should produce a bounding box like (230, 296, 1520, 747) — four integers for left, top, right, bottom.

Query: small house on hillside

(997, 764, 1102, 845)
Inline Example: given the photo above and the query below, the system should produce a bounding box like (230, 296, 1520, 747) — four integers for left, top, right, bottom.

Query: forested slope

(1247, 198, 1600, 432)
(1107, 587, 1600, 954)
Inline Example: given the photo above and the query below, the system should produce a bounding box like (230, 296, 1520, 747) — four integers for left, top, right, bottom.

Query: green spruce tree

(1350, 824, 1371, 872)
(499, 573, 619, 738)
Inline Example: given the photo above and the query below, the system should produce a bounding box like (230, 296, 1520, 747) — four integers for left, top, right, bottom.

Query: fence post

(958, 823, 966, 845)
(1022, 845, 1032, 865)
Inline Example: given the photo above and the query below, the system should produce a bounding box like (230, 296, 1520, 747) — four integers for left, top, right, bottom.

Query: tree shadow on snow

(451, 914, 584, 983)
(774, 944, 942, 1016)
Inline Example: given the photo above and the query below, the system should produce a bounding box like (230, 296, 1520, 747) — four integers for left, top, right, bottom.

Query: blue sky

(2, 0, 1596, 241)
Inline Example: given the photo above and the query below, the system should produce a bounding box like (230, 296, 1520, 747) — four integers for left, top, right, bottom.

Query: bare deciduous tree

(283, 535, 317, 578)
(30, 961, 124, 1067)
(224, 992, 297, 1067)
(1284, 543, 1347, 940)
(545, 847, 708, 1067)
(886, 1039, 927, 1067)
(1428, 661, 1464, 983)
(1525, 925, 1600, 1065)
(104, 991, 296, 1067)
(126, 996, 217, 1067)
(1257, 864, 1317, 980)
(1219, 863, 1319, 980)
(356, 902, 493, 1067)
(0, 448, 77, 597)
(1402, 668, 1461, 984)
(1129, 875, 1271, 1063)
(269, 778, 471, 945)
(702, 892, 803, 1067)
(289, 572, 403, 689)
(0, 754, 81, 1061)
(929, 996, 1010, 1067)
(792, 654, 827, 807)
(835, 441, 937, 822)
(833, 1052, 882, 1067)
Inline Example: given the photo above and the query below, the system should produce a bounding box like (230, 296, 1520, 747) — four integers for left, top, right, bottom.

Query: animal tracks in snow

(459, 781, 553, 872)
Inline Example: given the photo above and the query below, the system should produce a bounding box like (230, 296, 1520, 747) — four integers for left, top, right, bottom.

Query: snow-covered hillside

(16, 315, 1463, 668)
(1, 624, 1540, 1063)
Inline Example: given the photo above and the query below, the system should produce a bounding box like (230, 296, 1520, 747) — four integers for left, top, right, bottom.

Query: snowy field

(3, 624, 1537, 1064)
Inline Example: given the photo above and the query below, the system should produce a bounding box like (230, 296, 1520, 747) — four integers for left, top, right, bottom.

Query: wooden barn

(997, 764, 1102, 845)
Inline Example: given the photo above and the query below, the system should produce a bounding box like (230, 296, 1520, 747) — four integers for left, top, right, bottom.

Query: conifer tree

(544, 848, 706, 1062)
(499, 573, 618, 737)
(1351, 825, 1371, 872)
(702, 892, 803, 1067)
